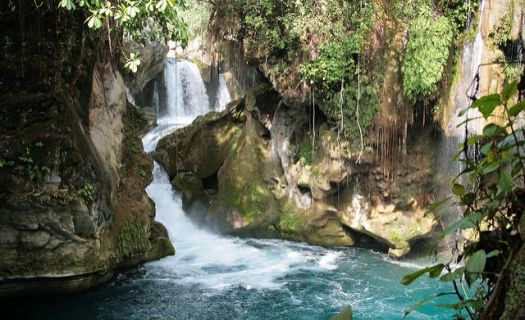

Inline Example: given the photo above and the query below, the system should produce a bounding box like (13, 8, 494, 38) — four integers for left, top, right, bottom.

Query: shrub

(402, 14, 454, 100)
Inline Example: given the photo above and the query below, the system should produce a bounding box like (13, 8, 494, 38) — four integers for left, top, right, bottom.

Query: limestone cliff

(0, 1, 173, 296)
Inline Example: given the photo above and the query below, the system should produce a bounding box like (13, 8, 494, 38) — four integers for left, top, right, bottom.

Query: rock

(339, 193, 437, 257)
(388, 247, 411, 258)
(330, 306, 353, 320)
(155, 106, 245, 179)
(19, 230, 50, 250)
(125, 41, 169, 97)
(0, 226, 19, 247)
(172, 172, 204, 203)
(72, 212, 96, 238)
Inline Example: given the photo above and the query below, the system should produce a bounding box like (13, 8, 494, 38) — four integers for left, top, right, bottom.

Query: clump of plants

(299, 2, 378, 143)
(402, 11, 453, 100)
(1, 142, 51, 182)
(279, 211, 300, 232)
(117, 222, 149, 259)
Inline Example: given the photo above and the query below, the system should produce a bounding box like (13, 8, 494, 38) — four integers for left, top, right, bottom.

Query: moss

(120, 102, 148, 177)
(278, 211, 301, 232)
(116, 222, 149, 259)
(219, 181, 269, 223)
(227, 129, 243, 152)
(500, 247, 525, 320)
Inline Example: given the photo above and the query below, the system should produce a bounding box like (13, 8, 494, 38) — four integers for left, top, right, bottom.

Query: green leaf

(452, 183, 465, 196)
(440, 266, 465, 282)
(486, 250, 501, 258)
(501, 80, 518, 102)
(480, 142, 492, 156)
(466, 135, 483, 146)
(441, 212, 484, 238)
(465, 250, 486, 283)
(508, 101, 525, 117)
(480, 162, 499, 175)
(400, 264, 445, 285)
(497, 171, 513, 194)
(470, 94, 501, 119)
(460, 192, 476, 206)
(403, 292, 452, 317)
(483, 123, 500, 136)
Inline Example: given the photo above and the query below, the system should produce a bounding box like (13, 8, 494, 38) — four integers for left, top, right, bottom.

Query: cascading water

(449, 0, 487, 138)
(11, 56, 457, 320)
(214, 73, 233, 111)
(160, 59, 211, 125)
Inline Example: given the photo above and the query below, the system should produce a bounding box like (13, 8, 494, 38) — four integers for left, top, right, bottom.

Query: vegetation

(77, 182, 94, 203)
(402, 13, 453, 100)
(278, 211, 300, 232)
(402, 81, 524, 319)
(117, 221, 149, 258)
(58, 0, 188, 71)
(0, 142, 51, 182)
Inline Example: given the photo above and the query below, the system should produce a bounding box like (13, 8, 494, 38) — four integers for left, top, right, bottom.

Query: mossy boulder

(154, 104, 245, 180)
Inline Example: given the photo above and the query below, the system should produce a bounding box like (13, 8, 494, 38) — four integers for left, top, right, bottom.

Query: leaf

(470, 94, 501, 119)
(497, 171, 513, 194)
(483, 123, 500, 136)
(466, 135, 483, 146)
(452, 183, 465, 196)
(400, 264, 445, 285)
(486, 250, 501, 258)
(440, 266, 465, 282)
(465, 250, 486, 284)
(508, 101, 525, 117)
(441, 212, 484, 238)
(501, 80, 518, 102)
(403, 292, 453, 317)
(480, 162, 499, 175)
(458, 107, 469, 117)
(460, 192, 476, 206)
(480, 142, 492, 156)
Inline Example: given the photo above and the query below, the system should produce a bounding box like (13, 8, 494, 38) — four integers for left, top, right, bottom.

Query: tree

(58, 0, 189, 72)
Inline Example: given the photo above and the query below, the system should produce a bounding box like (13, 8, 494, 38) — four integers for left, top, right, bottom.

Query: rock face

(0, 1, 173, 297)
(156, 84, 438, 256)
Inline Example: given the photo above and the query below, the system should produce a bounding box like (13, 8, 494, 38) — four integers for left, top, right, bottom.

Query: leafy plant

(78, 182, 94, 202)
(117, 221, 149, 258)
(58, 0, 188, 72)
(402, 13, 454, 100)
(402, 81, 524, 318)
(10, 143, 51, 182)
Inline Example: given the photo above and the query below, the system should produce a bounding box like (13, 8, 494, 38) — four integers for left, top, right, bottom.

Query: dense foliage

(402, 13, 453, 100)
(58, 0, 188, 71)
(402, 82, 524, 319)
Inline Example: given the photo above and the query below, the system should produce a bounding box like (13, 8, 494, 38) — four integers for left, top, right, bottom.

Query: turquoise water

(4, 118, 457, 320)
(4, 244, 455, 320)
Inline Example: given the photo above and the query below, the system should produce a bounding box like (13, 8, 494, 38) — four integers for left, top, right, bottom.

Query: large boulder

(155, 83, 438, 256)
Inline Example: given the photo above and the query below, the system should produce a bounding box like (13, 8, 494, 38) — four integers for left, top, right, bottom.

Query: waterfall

(214, 73, 232, 111)
(142, 71, 340, 291)
(160, 59, 210, 126)
(449, 0, 487, 138)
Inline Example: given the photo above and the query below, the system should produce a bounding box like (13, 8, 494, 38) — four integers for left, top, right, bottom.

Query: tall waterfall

(160, 59, 210, 125)
(449, 0, 487, 138)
